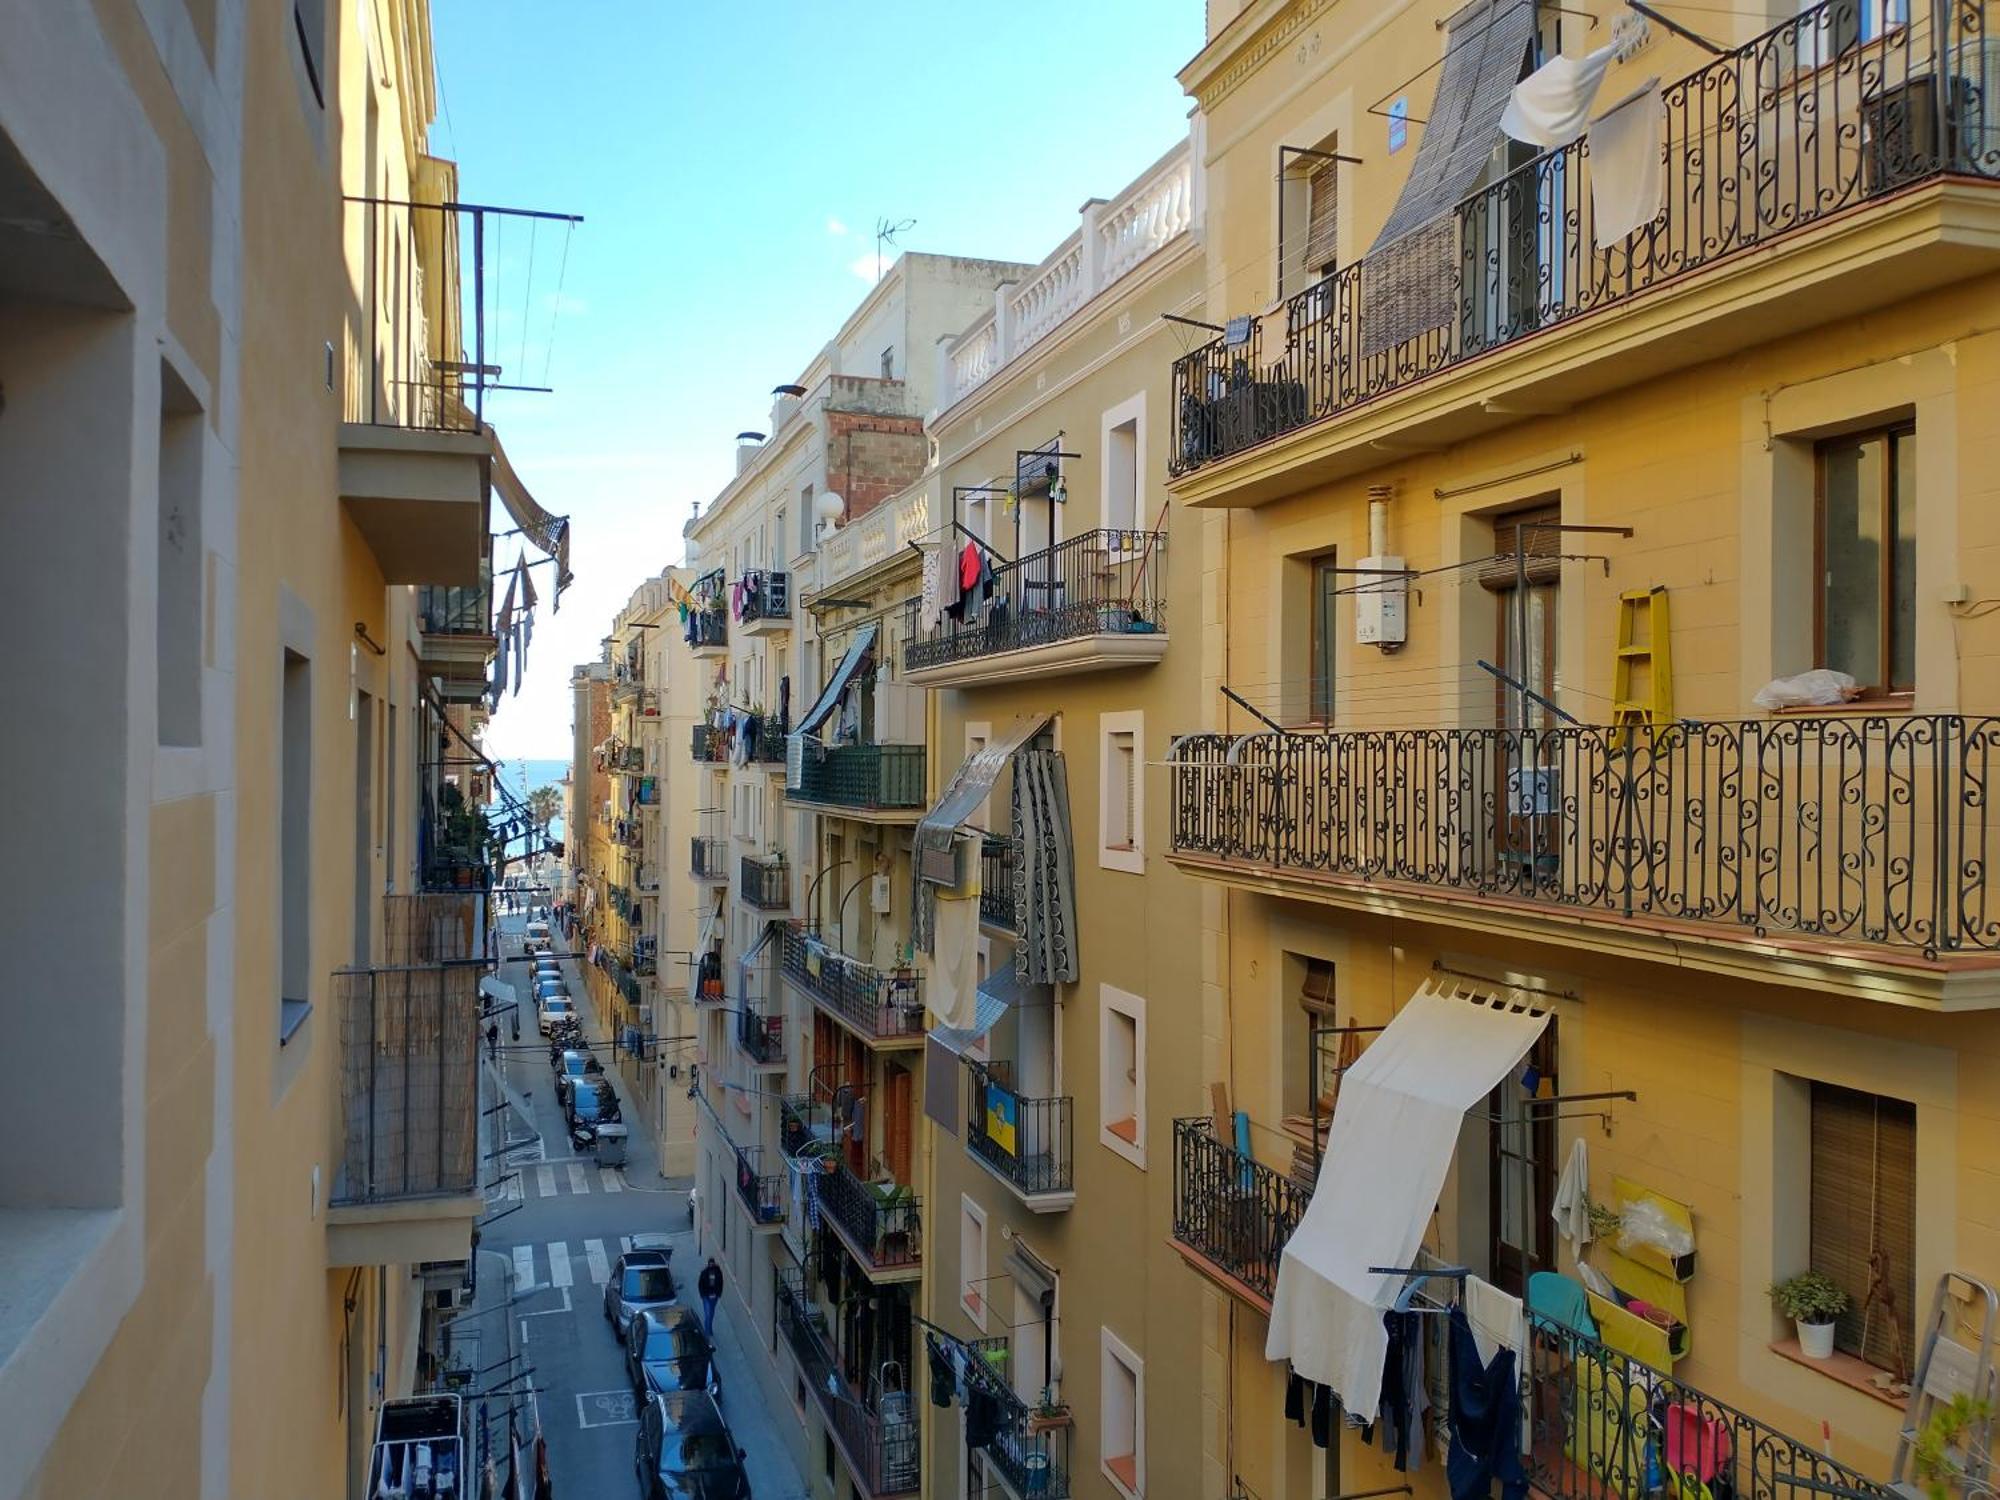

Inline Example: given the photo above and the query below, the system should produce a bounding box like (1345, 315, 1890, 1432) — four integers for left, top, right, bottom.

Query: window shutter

(1810, 1082, 1917, 1369)
(1301, 162, 1340, 275)
(1479, 506, 1564, 591)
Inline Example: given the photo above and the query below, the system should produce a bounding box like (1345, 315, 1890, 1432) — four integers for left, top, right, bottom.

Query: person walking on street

(697, 1257, 724, 1340)
(486, 1020, 499, 1064)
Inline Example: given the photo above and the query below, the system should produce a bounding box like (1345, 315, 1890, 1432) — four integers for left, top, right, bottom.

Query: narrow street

(467, 911, 810, 1500)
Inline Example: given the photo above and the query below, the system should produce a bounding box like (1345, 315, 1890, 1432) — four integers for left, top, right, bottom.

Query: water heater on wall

(1354, 556, 1408, 647)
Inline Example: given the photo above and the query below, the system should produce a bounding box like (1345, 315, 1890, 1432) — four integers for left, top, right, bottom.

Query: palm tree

(526, 783, 563, 833)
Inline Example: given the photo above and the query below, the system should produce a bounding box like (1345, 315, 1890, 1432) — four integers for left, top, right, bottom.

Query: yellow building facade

(1170, 4, 2000, 1500)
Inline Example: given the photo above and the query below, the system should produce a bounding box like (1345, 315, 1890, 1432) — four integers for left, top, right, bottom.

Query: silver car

(602, 1235, 678, 1337)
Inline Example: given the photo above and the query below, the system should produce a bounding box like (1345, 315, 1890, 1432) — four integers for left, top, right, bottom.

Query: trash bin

(594, 1122, 629, 1168)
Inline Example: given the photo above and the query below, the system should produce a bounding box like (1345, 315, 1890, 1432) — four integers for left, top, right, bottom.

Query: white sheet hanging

(1264, 980, 1551, 1423)
(1589, 81, 1663, 248)
(1500, 43, 1617, 148)
(930, 853, 982, 1031)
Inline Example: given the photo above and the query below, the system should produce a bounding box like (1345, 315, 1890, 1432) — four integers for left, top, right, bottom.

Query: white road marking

(548, 1241, 573, 1289)
(568, 1163, 590, 1196)
(512, 1245, 533, 1291)
(504, 1174, 523, 1203)
(585, 1238, 610, 1285)
(599, 1168, 624, 1193)
(576, 1389, 637, 1429)
(536, 1166, 556, 1198)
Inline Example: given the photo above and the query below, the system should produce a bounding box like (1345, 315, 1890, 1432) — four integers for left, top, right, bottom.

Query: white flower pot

(1797, 1318, 1837, 1358)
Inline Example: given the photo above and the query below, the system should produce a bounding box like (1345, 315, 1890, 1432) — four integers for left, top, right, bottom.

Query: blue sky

(434, 1, 1204, 760)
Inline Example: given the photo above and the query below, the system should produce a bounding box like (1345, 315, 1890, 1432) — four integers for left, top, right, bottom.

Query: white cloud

(849, 252, 885, 284)
(826, 216, 848, 236)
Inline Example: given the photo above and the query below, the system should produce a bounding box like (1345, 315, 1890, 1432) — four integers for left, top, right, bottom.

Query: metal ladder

(1889, 1273, 1999, 1498)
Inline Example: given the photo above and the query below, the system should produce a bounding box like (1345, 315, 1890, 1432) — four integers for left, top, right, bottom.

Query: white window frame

(1097, 711, 1144, 874)
(1098, 985, 1147, 1169)
(1099, 391, 1147, 543)
(959, 1194, 989, 1330)
(1100, 1325, 1145, 1499)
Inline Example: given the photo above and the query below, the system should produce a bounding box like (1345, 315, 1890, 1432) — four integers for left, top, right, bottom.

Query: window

(881, 346, 895, 379)
(1809, 1081, 1916, 1368)
(280, 648, 313, 1039)
(1100, 1327, 1145, 1499)
(353, 690, 374, 964)
(157, 363, 203, 746)
(1489, 1021, 1557, 1296)
(959, 1195, 987, 1328)
(1099, 986, 1145, 1168)
(800, 483, 816, 553)
(1301, 159, 1339, 278)
(1098, 712, 1144, 874)
(385, 704, 398, 891)
(1310, 554, 1339, 724)
(1101, 394, 1145, 535)
(293, 0, 326, 107)
(1817, 425, 1915, 697)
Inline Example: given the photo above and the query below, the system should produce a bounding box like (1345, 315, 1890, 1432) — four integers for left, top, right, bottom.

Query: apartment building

(1167, 4, 2000, 1500)
(905, 136, 1208, 1500)
(0, 2, 570, 1496)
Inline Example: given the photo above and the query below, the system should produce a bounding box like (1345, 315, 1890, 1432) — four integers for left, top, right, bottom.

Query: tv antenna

(875, 217, 915, 281)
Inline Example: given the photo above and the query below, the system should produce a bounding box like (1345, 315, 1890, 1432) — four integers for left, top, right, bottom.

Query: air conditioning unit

(917, 832, 973, 889)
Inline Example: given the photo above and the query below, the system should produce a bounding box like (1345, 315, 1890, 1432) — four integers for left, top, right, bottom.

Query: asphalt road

(468, 911, 809, 1500)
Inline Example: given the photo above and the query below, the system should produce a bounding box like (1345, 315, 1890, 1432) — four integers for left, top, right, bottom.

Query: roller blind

(1809, 1081, 1916, 1370)
(1302, 161, 1340, 274)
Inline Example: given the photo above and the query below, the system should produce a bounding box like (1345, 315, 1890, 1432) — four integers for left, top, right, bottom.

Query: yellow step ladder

(1611, 586, 1671, 746)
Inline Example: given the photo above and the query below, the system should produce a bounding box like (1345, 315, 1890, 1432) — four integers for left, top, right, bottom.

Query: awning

(737, 920, 778, 998)
(928, 964, 1026, 1057)
(1265, 979, 1549, 1423)
(486, 422, 573, 603)
(479, 976, 517, 1010)
(914, 715, 1051, 884)
(796, 624, 877, 737)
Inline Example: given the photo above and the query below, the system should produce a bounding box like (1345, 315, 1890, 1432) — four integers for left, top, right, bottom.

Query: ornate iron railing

(741, 853, 790, 911)
(790, 743, 927, 811)
(1523, 1311, 1890, 1500)
(780, 924, 925, 1042)
(738, 570, 790, 625)
(687, 607, 727, 652)
(959, 1337, 1071, 1500)
(1171, 1117, 1307, 1305)
(753, 718, 787, 764)
(1169, 716, 2000, 957)
(734, 1001, 784, 1066)
(981, 836, 1019, 930)
(1170, 0, 2000, 475)
(778, 1267, 920, 1496)
(905, 529, 1168, 672)
(819, 1159, 923, 1271)
(964, 1059, 1073, 1199)
(691, 835, 728, 880)
(732, 1142, 785, 1225)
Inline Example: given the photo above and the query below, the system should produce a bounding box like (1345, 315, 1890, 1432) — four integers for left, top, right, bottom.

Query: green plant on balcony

(1913, 1393, 1994, 1500)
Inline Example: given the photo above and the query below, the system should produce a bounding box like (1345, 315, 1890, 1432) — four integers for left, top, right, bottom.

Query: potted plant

(1770, 1271, 1850, 1357)
(1027, 1391, 1071, 1434)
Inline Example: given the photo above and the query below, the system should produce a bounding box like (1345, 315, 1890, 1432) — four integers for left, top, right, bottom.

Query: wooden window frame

(1813, 423, 1916, 699)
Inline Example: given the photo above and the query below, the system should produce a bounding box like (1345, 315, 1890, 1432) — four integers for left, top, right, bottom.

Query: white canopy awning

(1265, 980, 1550, 1422)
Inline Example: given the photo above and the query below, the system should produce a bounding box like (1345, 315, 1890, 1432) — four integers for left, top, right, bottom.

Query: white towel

(1467, 1275, 1531, 1455)
(1501, 43, 1617, 149)
(1552, 1134, 1592, 1249)
(1588, 81, 1663, 248)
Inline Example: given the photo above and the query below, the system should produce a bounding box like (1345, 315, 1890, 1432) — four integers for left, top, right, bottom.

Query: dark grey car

(603, 1236, 677, 1336)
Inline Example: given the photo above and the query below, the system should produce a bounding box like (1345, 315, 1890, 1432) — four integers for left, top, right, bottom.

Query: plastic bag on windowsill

(1617, 1197, 1694, 1259)
(1752, 669, 1860, 711)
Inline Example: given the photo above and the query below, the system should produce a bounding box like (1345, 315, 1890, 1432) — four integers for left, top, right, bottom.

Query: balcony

(691, 723, 727, 764)
(416, 583, 494, 700)
(780, 924, 925, 1047)
(691, 831, 728, 882)
(980, 836, 1018, 934)
(691, 949, 726, 1007)
(339, 424, 490, 585)
(817, 1159, 922, 1282)
(964, 1059, 1074, 1213)
(904, 529, 1169, 687)
(733, 1001, 786, 1071)
(753, 718, 787, 767)
(1167, 0, 2000, 507)
(738, 570, 791, 636)
(777, 1269, 920, 1497)
(327, 963, 483, 1266)
(610, 661, 644, 702)
(598, 741, 643, 775)
(1169, 1118, 1307, 1314)
(686, 570, 728, 657)
(789, 742, 926, 819)
(741, 853, 790, 912)
(732, 1142, 785, 1230)
(1168, 716, 2000, 1006)
(960, 1338, 1071, 1500)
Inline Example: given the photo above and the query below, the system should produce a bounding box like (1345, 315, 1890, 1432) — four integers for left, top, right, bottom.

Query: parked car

(538, 995, 575, 1037)
(603, 1236, 677, 1336)
(552, 1049, 596, 1108)
(626, 1307, 719, 1399)
(634, 1392, 749, 1500)
(532, 959, 562, 982)
(524, 920, 552, 953)
(566, 1077, 620, 1145)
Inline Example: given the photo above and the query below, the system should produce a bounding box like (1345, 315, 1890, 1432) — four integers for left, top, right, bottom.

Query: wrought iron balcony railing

(691, 949, 725, 1005)
(778, 1268, 920, 1496)
(732, 1142, 785, 1225)
(818, 1159, 922, 1272)
(1170, 716, 2000, 959)
(964, 1059, 1073, 1199)
(417, 583, 491, 636)
(753, 719, 786, 764)
(904, 529, 1168, 672)
(960, 1337, 1070, 1500)
(738, 570, 790, 625)
(1169, 0, 2000, 476)
(1171, 1117, 1307, 1306)
(790, 742, 926, 812)
(734, 1001, 785, 1067)
(691, 835, 728, 880)
(779, 923, 925, 1043)
(691, 723, 727, 763)
(332, 963, 480, 1206)
(980, 836, 1018, 931)
(1523, 1312, 1887, 1500)
(741, 853, 791, 911)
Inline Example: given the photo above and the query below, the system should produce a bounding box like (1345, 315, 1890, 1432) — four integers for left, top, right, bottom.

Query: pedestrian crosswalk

(486, 1160, 627, 1203)
(507, 1236, 650, 1291)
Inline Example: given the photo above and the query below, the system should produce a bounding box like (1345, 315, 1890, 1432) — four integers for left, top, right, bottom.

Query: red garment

(959, 541, 981, 592)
